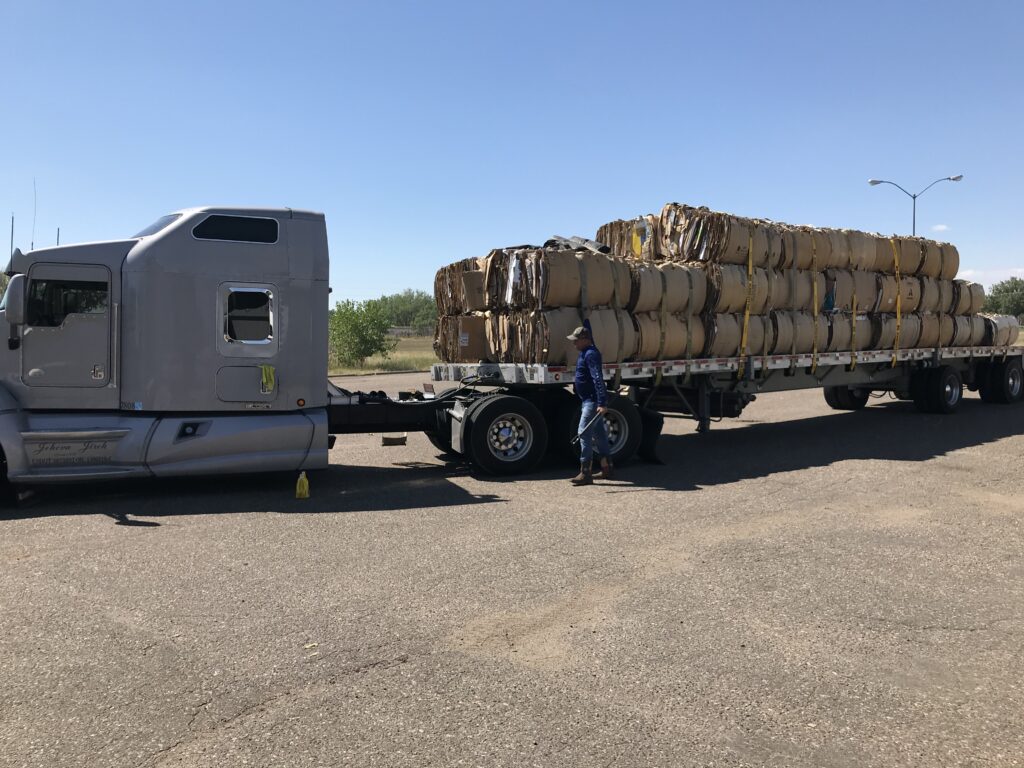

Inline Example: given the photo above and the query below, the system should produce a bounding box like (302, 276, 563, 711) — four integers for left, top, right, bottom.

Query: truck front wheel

(467, 395, 548, 475)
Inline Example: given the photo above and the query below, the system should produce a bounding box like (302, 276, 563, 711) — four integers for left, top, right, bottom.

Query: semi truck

(0, 206, 1020, 488)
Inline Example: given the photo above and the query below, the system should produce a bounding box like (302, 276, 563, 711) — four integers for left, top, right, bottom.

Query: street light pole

(867, 174, 963, 236)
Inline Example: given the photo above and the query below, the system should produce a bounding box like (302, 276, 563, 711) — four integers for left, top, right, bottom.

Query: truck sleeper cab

(0, 207, 331, 484)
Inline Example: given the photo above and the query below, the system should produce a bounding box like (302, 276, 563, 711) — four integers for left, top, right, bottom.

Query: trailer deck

(432, 345, 1023, 386)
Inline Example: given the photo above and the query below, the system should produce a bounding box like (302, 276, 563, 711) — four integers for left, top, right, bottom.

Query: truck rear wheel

(987, 358, 1023, 404)
(425, 430, 455, 456)
(823, 386, 870, 411)
(467, 394, 548, 475)
(424, 388, 458, 456)
(913, 367, 962, 414)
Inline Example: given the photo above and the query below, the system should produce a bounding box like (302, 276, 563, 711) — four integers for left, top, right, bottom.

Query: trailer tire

(988, 358, 1023, 404)
(824, 386, 869, 411)
(550, 393, 643, 466)
(823, 386, 842, 410)
(466, 394, 548, 475)
(911, 369, 937, 413)
(976, 363, 997, 403)
(933, 367, 963, 414)
(602, 394, 643, 465)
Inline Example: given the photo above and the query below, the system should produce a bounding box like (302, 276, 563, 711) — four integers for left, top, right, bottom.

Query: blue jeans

(578, 399, 611, 464)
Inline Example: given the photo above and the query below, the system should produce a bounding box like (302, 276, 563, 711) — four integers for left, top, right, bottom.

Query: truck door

(21, 263, 111, 388)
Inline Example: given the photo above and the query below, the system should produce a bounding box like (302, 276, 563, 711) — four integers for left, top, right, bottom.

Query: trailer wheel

(550, 393, 643, 466)
(911, 369, 937, 413)
(934, 367, 963, 414)
(602, 394, 643, 465)
(823, 386, 869, 411)
(914, 367, 961, 414)
(467, 394, 548, 475)
(976, 363, 997, 403)
(988, 358, 1023, 404)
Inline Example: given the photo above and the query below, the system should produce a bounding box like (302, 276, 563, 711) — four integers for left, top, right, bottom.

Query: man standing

(567, 323, 613, 485)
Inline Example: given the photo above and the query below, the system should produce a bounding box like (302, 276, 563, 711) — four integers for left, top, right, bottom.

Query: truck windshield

(133, 214, 181, 238)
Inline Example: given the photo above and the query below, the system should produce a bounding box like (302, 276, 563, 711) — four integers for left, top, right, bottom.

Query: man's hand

(596, 406, 608, 415)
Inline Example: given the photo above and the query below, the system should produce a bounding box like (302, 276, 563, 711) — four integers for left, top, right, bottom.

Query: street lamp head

(868, 179, 883, 186)
(949, 174, 963, 181)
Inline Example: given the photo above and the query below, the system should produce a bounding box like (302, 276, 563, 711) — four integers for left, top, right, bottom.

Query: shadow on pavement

(598, 398, 1024, 492)
(1, 462, 504, 523)
(3, 399, 1021, 519)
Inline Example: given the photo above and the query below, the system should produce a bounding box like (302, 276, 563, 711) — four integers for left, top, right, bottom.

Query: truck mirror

(4, 274, 26, 326)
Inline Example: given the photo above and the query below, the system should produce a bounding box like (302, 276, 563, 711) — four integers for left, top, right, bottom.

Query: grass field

(329, 336, 438, 375)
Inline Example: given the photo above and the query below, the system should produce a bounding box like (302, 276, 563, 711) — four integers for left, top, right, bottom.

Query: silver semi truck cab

(0, 207, 333, 483)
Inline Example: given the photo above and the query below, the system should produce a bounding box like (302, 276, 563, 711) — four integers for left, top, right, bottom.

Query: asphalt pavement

(1, 373, 1022, 767)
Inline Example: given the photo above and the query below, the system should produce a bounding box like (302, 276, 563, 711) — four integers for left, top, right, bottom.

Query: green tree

(983, 277, 1024, 317)
(328, 299, 397, 366)
(376, 289, 437, 334)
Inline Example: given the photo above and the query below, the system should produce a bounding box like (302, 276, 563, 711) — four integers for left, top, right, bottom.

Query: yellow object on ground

(295, 471, 309, 499)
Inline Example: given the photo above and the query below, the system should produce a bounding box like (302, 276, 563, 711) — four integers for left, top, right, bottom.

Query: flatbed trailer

(422, 345, 1024, 474)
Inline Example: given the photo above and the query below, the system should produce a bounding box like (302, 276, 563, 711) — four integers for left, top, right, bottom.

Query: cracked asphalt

(1, 373, 1022, 767)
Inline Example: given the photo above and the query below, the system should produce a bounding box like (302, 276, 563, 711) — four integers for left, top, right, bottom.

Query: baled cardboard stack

(434, 203, 1018, 366)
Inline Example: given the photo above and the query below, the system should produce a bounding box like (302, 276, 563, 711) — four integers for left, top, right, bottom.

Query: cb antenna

(9, 213, 13, 259)
(31, 178, 37, 251)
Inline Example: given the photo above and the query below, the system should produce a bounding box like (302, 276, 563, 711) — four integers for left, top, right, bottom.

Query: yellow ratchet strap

(890, 237, 901, 366)
(738, 233, 754, 379)
(810, 232, 819, 373)
(658, 268, 668, 360)
(850, 293, 858, 371)
(685, 266, 694, 360)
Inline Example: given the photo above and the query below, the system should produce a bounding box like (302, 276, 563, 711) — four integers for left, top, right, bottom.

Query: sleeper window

(194, 215, 278, 244)
(225, 288, 273, 343)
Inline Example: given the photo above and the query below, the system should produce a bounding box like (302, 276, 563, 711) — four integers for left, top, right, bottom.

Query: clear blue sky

(3, 0, 1022, 297)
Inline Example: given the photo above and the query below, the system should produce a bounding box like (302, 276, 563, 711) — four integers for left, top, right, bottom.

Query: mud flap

(637, 407, 664, 464)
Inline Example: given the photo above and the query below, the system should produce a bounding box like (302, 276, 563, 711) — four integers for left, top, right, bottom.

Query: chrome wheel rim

(1009, 367, 1022, 398)
(603, 410, 628, 454)
(944, 378, 961, 406)
(486, 413, 534, 462)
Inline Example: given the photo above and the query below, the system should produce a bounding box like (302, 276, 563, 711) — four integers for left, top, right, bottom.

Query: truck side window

(193, 215, 278, 244)
(225, 288, 273, 343)
(26, 280, 108, 328)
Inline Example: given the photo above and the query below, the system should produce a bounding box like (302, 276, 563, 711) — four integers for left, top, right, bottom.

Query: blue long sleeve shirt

(574, 345, 608, 405)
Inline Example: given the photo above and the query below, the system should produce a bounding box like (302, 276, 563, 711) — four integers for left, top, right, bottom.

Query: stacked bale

(593, 202, 1009, 358)
(434, 203, 1018, 365)
(434, 238, 709, 365)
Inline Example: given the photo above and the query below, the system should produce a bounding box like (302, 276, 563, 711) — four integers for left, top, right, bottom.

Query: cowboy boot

(570, 462, 593, 486)
(593, 457, 613, 480)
